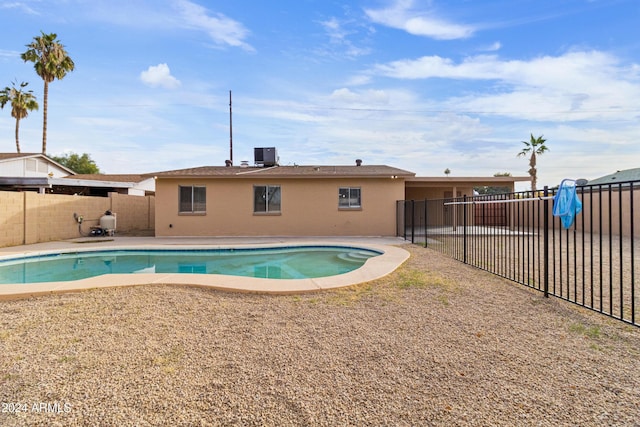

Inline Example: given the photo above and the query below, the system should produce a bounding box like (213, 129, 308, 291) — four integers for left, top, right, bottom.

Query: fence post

(463, 195, 468, 264)
(402, 201, 407, 241)
(543, 186, 549, 298)
(410, 200, 415, 244)
(424, 198, 428, 248)
(631, 183, 635, 325)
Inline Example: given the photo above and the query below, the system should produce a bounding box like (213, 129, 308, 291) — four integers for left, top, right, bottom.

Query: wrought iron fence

(397, 181, 639, 327)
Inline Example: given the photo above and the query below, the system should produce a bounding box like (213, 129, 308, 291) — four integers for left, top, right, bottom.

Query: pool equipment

(90, 211, 117, 236)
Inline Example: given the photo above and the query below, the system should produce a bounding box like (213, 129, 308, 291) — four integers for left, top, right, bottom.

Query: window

(339, 187, 361, 209)
(254, 185, 281, 213)
(179, 186, 206, 213)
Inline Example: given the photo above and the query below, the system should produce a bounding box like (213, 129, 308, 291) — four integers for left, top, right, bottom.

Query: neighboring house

(68, 174, 155, 196)
(0, 152, 74, 179)
(587, 168, 640, 186)
(0, 153, 154, 196)
(152, 163, 414, 237)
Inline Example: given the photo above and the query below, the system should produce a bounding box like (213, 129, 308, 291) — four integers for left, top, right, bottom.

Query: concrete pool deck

(0, 236, 410, 299)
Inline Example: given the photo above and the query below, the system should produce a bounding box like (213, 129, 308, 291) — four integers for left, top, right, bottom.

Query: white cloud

(0, 2, 38, 15)
(372, 51, 627, 85)
(0, 49, 20, 60)
(480, 41, 502, 52)
(369, 50, 640, 122)
(365, 0, 475, 40)
(140, 63, 181, 89)
(321, 17, 346, 43)
(173, 0, 254, 52)
(317, 16, 372, 58)
(346, 74, 373, 86)
(63, 1, 254, 52)
(329, 88, 390, 105)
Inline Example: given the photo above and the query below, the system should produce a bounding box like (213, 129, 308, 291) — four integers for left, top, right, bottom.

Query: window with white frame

(179, 185, 206, 213)
(254, 185, 281, 213)
(339, 187, 361, 209)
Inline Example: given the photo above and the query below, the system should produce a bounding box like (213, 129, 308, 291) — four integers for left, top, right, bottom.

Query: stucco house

(152, 155, 530, 237)
(152, 163, 414, 237)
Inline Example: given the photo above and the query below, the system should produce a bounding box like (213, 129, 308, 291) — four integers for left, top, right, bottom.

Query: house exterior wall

(155, 177, 405, 237)
(0, 191, 155, 247)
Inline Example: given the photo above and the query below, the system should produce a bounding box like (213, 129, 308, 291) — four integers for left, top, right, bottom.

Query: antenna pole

(229, 90, 233, 164)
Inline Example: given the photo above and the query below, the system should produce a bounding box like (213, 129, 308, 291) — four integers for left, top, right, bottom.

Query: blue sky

(0, 0, 638, 190)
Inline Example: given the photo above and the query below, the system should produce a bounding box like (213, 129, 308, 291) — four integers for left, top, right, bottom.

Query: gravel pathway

(1, 244, 639, 426)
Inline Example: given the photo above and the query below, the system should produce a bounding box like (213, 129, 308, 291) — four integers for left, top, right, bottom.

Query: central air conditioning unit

(254, 147, 279, 167)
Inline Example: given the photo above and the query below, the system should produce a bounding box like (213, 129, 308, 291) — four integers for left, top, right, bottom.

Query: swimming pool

(0, 240, 410, 297)
(0, 245, 382, 284)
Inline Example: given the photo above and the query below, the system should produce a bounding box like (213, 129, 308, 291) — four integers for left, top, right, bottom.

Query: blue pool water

(0, 246, 382, 284)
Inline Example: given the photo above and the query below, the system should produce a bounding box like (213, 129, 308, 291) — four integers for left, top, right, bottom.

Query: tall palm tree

(517, 133, 549, 191)
(0, 81, 39, 153)
(21, 31, 75, 154)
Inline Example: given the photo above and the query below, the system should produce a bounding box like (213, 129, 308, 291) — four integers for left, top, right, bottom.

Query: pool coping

(0, 237, 410, 300)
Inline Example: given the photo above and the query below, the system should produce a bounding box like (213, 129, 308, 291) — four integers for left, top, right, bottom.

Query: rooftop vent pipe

(355, 159, 362, 166)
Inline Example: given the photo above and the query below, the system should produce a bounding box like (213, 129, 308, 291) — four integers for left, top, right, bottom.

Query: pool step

(337, 251, 372, 263)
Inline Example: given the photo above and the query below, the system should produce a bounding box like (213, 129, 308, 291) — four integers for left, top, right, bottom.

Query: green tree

(21, 31, 75, 154)
(475, 172, 513, 195)
(517, 134, 549, 191)
(50, 152, 100, 174)
(0, 81, 39, 153)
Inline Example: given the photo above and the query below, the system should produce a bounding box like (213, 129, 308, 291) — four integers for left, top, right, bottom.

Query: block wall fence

(0, 191, 155, 248)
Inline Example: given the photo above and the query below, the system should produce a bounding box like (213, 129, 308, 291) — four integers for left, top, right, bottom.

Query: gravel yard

(1, 244, 639, 426)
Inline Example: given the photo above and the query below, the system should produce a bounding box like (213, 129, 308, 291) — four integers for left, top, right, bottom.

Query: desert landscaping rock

(1, 244, 639, 426)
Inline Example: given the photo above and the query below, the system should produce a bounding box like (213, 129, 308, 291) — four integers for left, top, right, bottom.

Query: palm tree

(0, 81, 39, 153)
(21, 32, 75, 154)
(517, 134, 549, 191)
